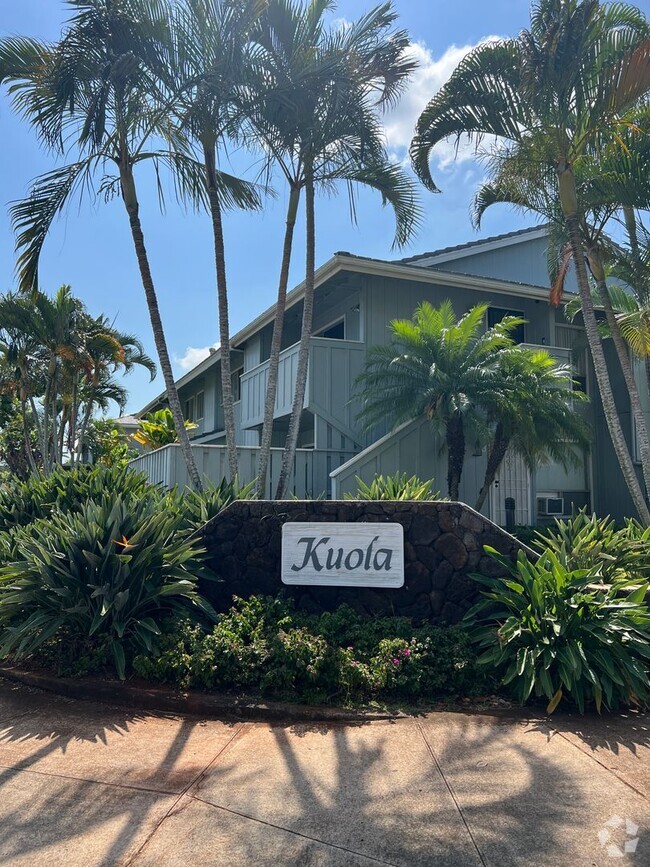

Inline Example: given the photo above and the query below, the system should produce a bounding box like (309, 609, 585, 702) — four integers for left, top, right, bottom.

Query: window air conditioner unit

(537, 496, 564, 516)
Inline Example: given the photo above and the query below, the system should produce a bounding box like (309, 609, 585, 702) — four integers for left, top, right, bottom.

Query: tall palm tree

(169, 0, 265, 478)
(410, 0, 650, 523)
(474, 348, 590, 512)
(244, 0, 420, 498)
(472, 117, 650, 500)
(355, 301, 523, 500)
(0, 0, 205, 489)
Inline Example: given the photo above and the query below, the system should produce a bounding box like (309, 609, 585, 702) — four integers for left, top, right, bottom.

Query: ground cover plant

(132, 596, 495, 705)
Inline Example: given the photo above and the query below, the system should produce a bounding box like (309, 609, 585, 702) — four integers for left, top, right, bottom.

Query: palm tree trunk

(119, 163, 202, 492)
(446, 412, 465, 501)
(204, 142, 238, 481)
(77, 399, 94, 465)
(28, 395, 47, 470)
(256, 185, 301, 498)
(588, 250, 650, 497)
(475, 422, 510, 513)
(20, 397, 37, 474)
(276, 168, 315, 499)
(557, 160, 650, 524)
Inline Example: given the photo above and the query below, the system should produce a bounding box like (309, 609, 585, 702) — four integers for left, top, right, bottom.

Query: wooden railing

(129, 443, 357, 499)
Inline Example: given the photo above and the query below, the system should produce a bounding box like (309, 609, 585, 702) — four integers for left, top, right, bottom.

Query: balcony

(129, 443, 358, 498)
(239, 337, 366, 430)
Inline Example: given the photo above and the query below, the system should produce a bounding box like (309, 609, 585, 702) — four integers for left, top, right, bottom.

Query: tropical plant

(180, 476, 256, 529)
(0, 493, 216, 678)
(534, 508, 650, 583)
(84, 418, 138, 468)
(355, 300, 523, 499)
(167, 0, 265, 479)
(475, 347, 590, 512)
(344, 472, 440, 501)
(0, 0, 204, 489)
(133, 408, 198, 450)
(244, 0, 420, 498)
(0, 463, 159, 534)
(466, 547, 650, 713)
(411, 0, 650, 523)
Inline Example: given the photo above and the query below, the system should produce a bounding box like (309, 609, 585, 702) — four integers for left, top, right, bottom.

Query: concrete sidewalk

(0, 680, 648, 866)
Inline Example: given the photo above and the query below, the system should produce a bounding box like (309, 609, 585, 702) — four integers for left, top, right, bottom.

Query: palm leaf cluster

(0, 284, 155, 474)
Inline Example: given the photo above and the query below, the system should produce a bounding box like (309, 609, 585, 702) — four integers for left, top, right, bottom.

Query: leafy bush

(85, 418, 138, 468)
(467, 547, 650, 713)
(0, 493, 216, 678)
(0, 464, 159, 534)
(533, 508, 650, 584)
(133, 408, 197, 450)
(133, 596, 493, 704)
(180, 477, 256, 529)
(344, 472, 440, 501)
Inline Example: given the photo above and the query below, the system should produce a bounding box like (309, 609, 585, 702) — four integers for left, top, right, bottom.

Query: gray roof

(114, 414, 140, 427)
(395, 225, 548, 265)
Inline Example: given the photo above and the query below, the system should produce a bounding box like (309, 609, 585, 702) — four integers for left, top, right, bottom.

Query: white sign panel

(281, 522, 404, 588)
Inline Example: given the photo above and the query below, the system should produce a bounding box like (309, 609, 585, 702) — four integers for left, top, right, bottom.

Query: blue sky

(0, 0, 593, 413)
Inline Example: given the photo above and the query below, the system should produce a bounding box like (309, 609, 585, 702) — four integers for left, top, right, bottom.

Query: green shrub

(0, 493, 216, 678)
(344, 472, 440, 501)
(0, 464, 159, 533)
(466, 547, 650, 713)
(534, 508, 650, 584)
(133, 596, 494, 704)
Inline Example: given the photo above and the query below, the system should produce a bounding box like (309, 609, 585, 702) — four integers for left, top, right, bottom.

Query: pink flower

(351, 661, 359, 667)
(402, 648, 411, 657)
(392, 658, 400, 665)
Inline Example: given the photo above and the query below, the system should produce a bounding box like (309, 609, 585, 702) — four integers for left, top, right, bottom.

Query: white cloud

(175, 342, 219, 372)
(383, 38, 501, 170)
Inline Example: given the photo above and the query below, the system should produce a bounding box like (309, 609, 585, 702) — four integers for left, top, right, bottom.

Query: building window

(231, 368, 242, 402)
(487, 307, 526, 344)
(317, 319, 345, 340)
(195, 391, 204, 420)
(184, 396, 194, 421)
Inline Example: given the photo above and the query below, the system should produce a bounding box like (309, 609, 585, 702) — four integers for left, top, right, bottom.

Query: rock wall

(200, 500, 527, 624)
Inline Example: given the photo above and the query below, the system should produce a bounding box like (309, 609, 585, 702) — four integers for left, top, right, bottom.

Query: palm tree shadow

(0, 681, 234, 866)
(193, 714, 595, 866)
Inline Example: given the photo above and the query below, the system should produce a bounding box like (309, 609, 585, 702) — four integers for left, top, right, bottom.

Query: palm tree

(0, 285, 153, 471)
(244, 0, 420, 498)
(73, 320, 157, 465)
(355, 301, 523, 500)
(472, 116, 650, 501)
(0, 0, 204, 489)
(169, 0, 265, 479)
(410, 0, 650, 523)
(474, 348, 590, 512)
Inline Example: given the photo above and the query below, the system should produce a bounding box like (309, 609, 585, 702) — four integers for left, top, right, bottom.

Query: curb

(0, 666, 405, 724)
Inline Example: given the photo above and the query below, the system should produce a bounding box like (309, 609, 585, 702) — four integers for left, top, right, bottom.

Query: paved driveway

(0, 679, 648, 866)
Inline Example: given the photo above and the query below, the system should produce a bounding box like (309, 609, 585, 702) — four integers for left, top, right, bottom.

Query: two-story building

(132, 225, 650, 526)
